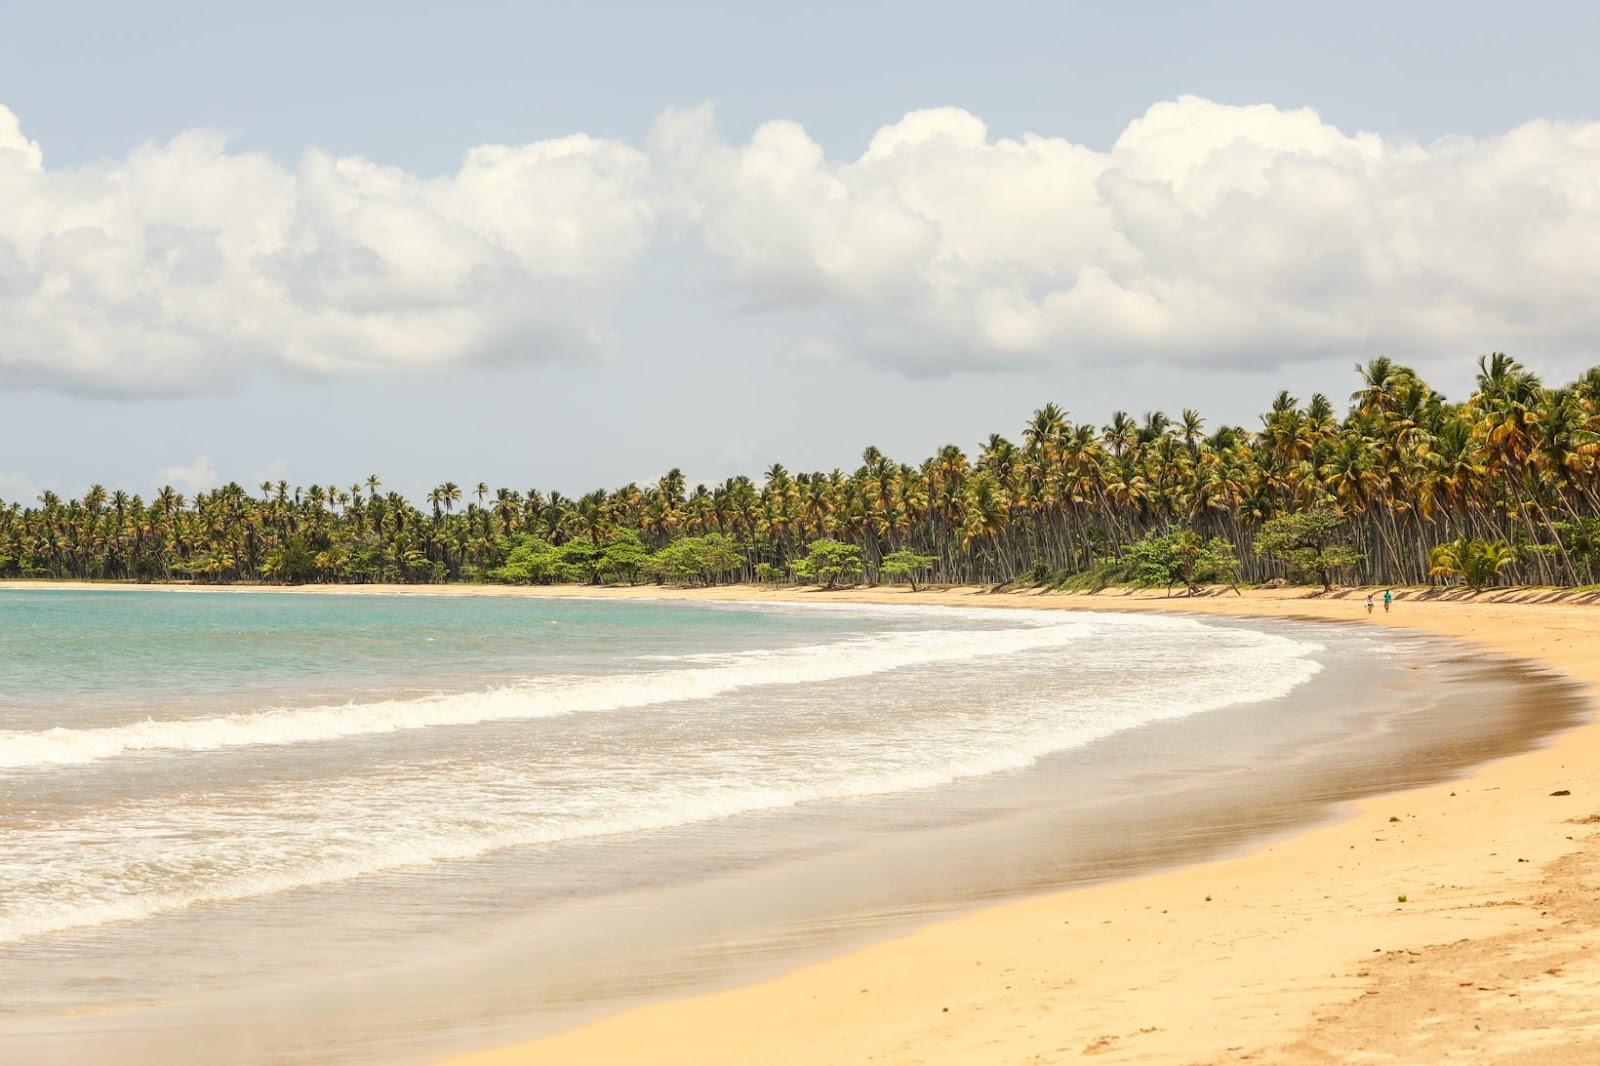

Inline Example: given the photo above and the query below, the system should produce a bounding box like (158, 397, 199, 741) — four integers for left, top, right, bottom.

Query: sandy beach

(16, 12, 1600, 1063)
(7, 581, 1600, 1063)
(428, 584, 1599, 1065)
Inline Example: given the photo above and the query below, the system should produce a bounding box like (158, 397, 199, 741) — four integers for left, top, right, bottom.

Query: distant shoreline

(5, 575, 1600, 608)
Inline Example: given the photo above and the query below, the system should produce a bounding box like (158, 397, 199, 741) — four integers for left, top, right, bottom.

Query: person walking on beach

(1366, 593, 1375, 615)
(1383, 589, 1393, 613)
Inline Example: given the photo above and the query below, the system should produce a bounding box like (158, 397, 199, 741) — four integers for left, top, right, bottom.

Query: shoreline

(10, 582, 1600, 1061)
(454, 586, 1600, 1063)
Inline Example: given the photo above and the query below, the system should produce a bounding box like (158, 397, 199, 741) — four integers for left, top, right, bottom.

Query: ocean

(0, 588, 1568, 1063)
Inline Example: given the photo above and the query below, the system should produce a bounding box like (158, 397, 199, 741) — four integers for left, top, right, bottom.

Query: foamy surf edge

(0, 619, 1095, 770)
(0, 628, 1322, 945)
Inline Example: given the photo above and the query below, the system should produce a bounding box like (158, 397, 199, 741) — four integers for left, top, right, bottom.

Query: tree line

(3, 355, 1599, 591)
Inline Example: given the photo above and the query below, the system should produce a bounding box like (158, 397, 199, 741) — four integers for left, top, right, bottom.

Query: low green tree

(651, 534, 744, 585)
(695, 534, 745, 584)
(598, 529, 651, 585)
(879, 549, 937, 591)
(556, 537, 603, 584)
(650, 539, 698, 584)
(793, 539, 865, 589)
(490, 535, 568, 584)
(1254, 509, 1364, 590)
(1126, 528, 1239, 596)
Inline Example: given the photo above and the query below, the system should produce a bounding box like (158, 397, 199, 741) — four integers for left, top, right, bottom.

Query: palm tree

(5, 356, 1600, 589)
(1428, 537, 1516, 589)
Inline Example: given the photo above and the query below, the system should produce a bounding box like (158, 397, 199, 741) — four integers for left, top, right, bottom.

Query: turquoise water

(0, 590, 876, 720)
(2, 587, 1428, 1065)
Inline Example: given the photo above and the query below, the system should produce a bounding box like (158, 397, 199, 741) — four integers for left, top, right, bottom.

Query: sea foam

(0, 618, 1094, 770)
(0, 615, 1325, 945)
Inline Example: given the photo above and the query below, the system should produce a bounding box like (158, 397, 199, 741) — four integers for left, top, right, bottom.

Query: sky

(5, 1, 1600, 503)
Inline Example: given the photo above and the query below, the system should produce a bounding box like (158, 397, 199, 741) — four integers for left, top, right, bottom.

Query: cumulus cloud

(158, 455, 219, 493)
(0, 106, 654, 394)
(672, 96, 1600, 374)
(5, 96, 1600, 393)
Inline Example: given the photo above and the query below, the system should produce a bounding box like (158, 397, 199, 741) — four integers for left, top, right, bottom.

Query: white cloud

(668, 97, 1600, 376)
(158, 455, 219, 493)
(6, 97, 1600, 392)
(0, 471, 40, 504)
(0, 106, 655, 394)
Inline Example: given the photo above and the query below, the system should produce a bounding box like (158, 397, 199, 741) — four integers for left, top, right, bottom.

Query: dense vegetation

(5, 355, 1600, 591)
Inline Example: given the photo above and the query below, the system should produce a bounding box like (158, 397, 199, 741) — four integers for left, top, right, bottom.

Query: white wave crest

(0, 620, 1094, 770)
(0, 624, 1324, 944)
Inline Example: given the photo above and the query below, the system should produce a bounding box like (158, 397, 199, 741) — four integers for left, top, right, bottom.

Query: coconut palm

(6, 356, 1600, 588)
